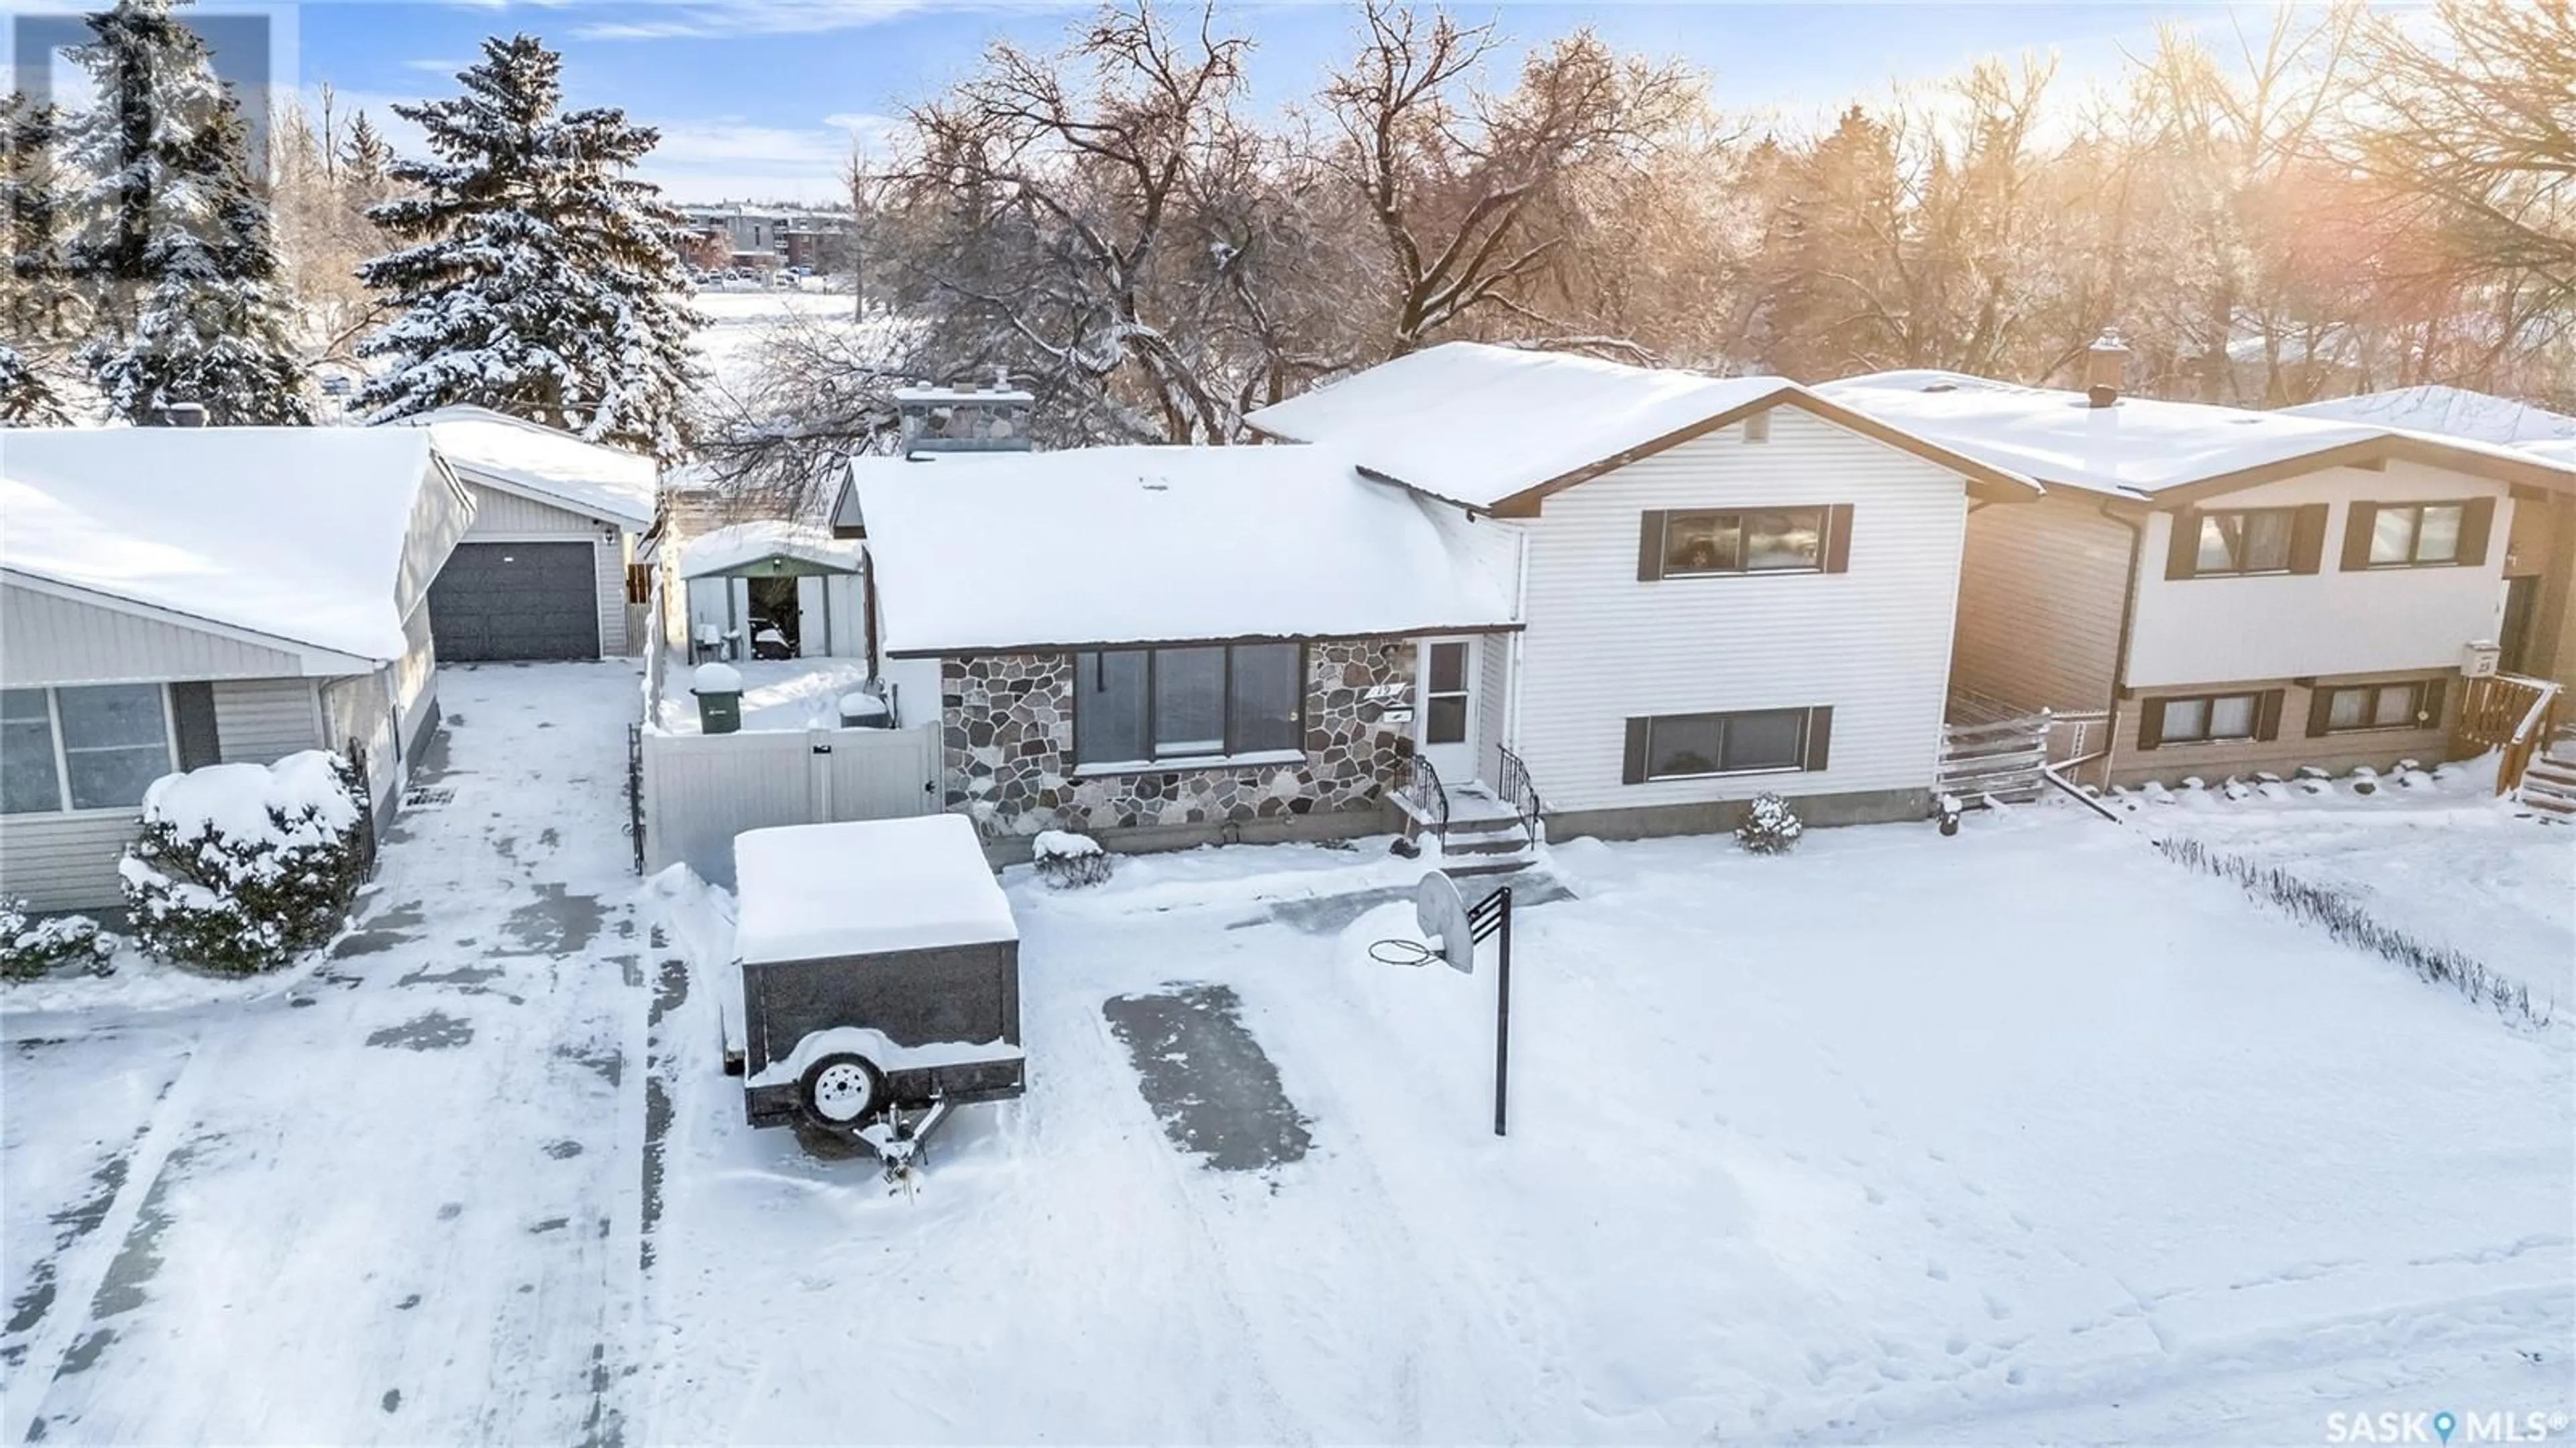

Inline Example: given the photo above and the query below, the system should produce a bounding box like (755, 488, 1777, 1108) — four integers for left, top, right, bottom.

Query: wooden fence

(2455, 672, 2563, 796)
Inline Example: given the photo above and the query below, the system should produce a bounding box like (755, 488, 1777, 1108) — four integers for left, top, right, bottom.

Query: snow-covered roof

(398, 405, 657, 529)
(2282, 386, 2576, 448)
(678, 519, 864, 578)
(733, 815, 1018, 964)
(0, 427, 447, 662)
(1819, 370, 2576, 499)
(852, 445, 1517, 656)
(1243, 342, 2035, 510)
(2526, 439, 2576, 468)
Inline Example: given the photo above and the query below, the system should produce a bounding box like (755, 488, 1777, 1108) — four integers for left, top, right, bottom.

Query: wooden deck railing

(2456, 672, 2564, 795)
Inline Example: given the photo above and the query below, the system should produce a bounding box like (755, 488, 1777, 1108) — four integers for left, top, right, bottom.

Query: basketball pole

(1465, 884, 1514, 1137)
(1491, 888, 1512, 1137)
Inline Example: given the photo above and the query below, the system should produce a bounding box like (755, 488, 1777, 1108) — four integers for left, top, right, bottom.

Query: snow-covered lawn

(653, 656, 877, 734)
(644, 812, 2575, 1444)
(2121, 768, 2575, 1014)
(8, 668, 2570, 1443)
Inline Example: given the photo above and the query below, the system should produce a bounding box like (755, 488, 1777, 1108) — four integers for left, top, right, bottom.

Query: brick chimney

(2084, 329, 2129, 409)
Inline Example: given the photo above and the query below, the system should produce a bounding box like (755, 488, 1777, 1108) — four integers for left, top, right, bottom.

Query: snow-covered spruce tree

(59, 0, 313, 424)
(118, 752, 371, 976)
(2, 93, 84, 423)
(358, 35, 701, 462)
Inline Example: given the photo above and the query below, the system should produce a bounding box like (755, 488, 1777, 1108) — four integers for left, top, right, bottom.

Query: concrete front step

(1444, 829, 1534, 858)
(1445, 851, 1538, 878)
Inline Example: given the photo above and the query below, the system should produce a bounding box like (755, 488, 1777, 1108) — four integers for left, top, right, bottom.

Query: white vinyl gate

(638, 724, 940, 885)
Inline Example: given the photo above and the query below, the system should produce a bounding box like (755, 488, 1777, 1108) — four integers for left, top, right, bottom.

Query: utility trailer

(731, 815, 1024, 1169)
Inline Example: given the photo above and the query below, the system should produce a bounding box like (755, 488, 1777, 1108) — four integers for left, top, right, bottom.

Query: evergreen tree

(1, 92, 80, 423)
(338, 110, 393, 200)
(358, 34, 701, 460)
(60, 0, 312, 424)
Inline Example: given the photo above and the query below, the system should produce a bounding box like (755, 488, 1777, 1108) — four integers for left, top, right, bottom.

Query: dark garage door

(429, 541, 601, 662)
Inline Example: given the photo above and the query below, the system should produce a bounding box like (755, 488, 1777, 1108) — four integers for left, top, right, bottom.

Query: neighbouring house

(847, 342, 2037, 859)
(2282, 386, 2576, 689)
(0, 427, 474, 909)
(396, 406, 657, 662)
(1821, 348, 2576, 790)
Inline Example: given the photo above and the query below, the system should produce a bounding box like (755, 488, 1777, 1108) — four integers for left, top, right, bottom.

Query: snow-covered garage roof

(1243, 342, 2036, 511)
(398, 405, 657, 529)
(733, 815, 1017, 963)
(0, 426, 451, 662)
(1821, 371, 2576, 501)
(851, 445, 1517, 657)
(679, 520, 865, 578)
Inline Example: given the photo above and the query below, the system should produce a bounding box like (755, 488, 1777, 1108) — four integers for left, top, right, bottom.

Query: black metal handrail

(1495, 744, 1543, 841)
(1401, 752, 1449, 839)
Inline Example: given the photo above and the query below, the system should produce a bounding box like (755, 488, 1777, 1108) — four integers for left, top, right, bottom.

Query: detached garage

(400, 407, 659, 662)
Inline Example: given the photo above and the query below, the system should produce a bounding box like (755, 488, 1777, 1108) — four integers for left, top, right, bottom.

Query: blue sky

(36, 1, 2239, 201)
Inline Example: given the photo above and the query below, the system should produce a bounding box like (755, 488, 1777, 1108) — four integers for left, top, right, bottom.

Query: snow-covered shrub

(1, 898, 109, 981)
(119, 752, 371, 976)
(1734, 793, 1803, 855)
(1032, 829, 1112, 889)
(2346, 764, 2381, 797)
(2220, 776, 2253, 802)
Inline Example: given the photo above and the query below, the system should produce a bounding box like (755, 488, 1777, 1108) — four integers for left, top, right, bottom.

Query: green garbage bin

(692, 662, 745, 735)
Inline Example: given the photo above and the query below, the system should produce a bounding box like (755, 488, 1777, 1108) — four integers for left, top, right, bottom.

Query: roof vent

(2084, 329, 2129, 409)
(1920, 382, 1957, 394)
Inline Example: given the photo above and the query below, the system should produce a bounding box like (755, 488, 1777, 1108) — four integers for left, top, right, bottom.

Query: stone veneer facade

(941, 638, 1416, 842)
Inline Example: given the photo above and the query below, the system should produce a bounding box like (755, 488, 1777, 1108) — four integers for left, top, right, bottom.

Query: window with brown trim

(2166, 505, 2327, 580)
(2137, 688, 2283, 749)
(1621, 705, 1833, 782)
(2367, 503, 2466, 566)
(2195, 510, 2294, 574)
(2307, 677, 2447, 736)
(2340, 499, 2493, 571)
(1638, 505, 1852, 580)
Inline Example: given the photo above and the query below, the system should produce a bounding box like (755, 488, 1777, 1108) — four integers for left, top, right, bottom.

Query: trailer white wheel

(800, 1053, 881, 1125)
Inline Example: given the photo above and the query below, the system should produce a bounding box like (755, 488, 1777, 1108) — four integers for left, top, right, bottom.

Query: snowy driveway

(3, 663, 650, 1445)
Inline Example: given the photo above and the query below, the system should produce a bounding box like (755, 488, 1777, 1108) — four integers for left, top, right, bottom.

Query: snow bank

(0, 427, 443, 660)
(853, 446, 1514, 655)
(733, 815, 1017, 963)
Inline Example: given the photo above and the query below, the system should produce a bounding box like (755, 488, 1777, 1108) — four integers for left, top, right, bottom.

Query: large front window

(1663, 508, 1826, 576)
(1642, 708, 1809, 778)
(1073, 643, 1303, 767)
(0, 684, 172, 813)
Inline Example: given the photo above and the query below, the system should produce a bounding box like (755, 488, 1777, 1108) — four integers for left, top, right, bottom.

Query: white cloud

(634, 114, 900, 203)
(570, 0, 932, 42)
(401, 58, 469, 76)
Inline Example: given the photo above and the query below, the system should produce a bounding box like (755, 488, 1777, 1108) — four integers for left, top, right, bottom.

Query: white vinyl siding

(398, 462, 480, 620)
(1511, 409, 1965, 814)
(1413, 497, 1525, 785)
(1951, 491, 2132, 716)
(393, 603, 439, 754)
(458, 480, 634, 656)
(0, 582, 310, 685)
(2125, 461, 2512, 690)
(211, 678, 323, 763)
(0, 811, 148, 911)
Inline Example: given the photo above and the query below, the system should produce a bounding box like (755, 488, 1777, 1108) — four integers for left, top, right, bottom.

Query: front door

(1414, 637, 1479, 783)
(2500, 575, 2539, 676)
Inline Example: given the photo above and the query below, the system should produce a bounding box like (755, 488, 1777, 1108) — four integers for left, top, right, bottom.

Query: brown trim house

(1823, 362, 2576, 789)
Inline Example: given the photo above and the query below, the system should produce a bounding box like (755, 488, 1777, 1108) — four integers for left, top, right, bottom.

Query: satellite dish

(1413, 870, 1477, 975)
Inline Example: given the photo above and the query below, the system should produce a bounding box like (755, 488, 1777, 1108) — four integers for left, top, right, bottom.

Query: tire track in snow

(2, 1026, 213, 1446)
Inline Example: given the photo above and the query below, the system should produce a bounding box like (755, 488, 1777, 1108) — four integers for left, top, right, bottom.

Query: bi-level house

(1823, 346, 2576, 789)
(846, 344, 2036, 862)
(1, 427, 474, 909)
